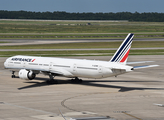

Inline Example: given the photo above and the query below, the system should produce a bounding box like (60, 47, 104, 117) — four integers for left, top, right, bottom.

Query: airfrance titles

(11, 58, 35, 62)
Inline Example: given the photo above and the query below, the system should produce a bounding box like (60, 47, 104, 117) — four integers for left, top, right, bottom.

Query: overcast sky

(1, 0, 164, 13)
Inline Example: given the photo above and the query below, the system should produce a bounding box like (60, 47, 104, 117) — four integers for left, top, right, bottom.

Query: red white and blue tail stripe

(110, 33, 134, 64)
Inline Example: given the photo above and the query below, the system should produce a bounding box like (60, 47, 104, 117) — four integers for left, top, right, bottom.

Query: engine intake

(18, 69, 36, 80)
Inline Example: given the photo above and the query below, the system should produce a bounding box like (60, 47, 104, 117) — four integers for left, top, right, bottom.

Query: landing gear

(49, 74, 54, 80)
(46, 74, 58, 84)
(71, 77, 83, 83)
(11, 71, 16, 78)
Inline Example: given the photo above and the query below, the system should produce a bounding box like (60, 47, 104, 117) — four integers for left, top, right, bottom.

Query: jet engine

(18, 69, 36, 80)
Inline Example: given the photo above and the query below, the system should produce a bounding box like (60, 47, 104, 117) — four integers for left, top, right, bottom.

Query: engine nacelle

(18, 69, 36, 80)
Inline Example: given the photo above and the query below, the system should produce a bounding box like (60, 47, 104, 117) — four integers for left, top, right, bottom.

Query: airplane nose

(4, 57, 11, 68)
(4, 61, 8, 69)
(4, 61, 6, 68)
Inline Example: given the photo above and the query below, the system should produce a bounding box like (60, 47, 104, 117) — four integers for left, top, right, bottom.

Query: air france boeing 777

(4, 33, 158, 83)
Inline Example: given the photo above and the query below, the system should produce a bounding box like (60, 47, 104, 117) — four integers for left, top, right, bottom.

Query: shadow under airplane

(18, 77, 164, 92)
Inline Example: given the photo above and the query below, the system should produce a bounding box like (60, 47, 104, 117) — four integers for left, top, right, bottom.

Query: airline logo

(11, 58, 36, 62)
(110, 33, 134, 63)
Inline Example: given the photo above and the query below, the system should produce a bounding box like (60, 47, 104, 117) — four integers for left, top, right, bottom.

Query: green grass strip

(0, 41, 164, 49)
(0, 34, 164, 39)
(0, 49, 164, 57)
(1, 21, 164, 33)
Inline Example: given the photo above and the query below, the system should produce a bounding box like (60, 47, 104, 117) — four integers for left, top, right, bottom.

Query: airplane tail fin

(110, 33, 134, 64)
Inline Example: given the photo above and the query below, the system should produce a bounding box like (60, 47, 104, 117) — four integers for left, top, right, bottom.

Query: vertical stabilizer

(110, 33, 134, 64)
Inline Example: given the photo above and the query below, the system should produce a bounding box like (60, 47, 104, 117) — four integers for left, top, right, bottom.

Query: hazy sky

(1, 0, 164, 13)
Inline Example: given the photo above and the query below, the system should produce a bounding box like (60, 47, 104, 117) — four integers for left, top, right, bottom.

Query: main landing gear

(71, 77, 83, 83)
(46, 74, 58, 84)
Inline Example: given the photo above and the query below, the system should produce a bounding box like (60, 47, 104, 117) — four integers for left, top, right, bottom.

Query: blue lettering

(11, 58, 34, 62)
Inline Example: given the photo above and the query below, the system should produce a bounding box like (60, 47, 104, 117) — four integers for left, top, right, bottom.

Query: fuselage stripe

(114, 42, 132, 62)
(120, 49, 130, 62)
(110, 33, 133, 62)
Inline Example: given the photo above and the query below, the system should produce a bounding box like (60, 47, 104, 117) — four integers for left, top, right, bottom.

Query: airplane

(4, 33, 159, 84)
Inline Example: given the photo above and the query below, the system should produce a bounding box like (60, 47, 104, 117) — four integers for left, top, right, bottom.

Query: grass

(1, 20, 164, 39)
(0, 20, 163, 57)
(0, 49, 164, 57)
(0, 33, 127, 39)
(0, 21, 164, 39)
(0, 41, 164, 49)
(1, 23, 164, 33)
(0, 20, 164, 34)
(0, 41, 8, 43)
(0, 33, 164, 39)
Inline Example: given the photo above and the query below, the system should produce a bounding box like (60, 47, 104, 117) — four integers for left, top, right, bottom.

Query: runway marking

(61, 92, 117, 117)
(61, 92, 143, 119)
(123, 112, 142, 120)
(2, 102, 57, 116)
(32, 115, 71, 120)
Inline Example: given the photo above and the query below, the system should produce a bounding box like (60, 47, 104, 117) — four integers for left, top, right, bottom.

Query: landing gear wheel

(79, 79, 83, 83)
(47, 74, 58, 84)
(11, 71, 16, 78)
(71, 77, 83, 83)
(11, 75, 16, 78)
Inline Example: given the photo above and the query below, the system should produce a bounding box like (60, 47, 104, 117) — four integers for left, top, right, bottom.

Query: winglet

(110, 33, 134, 64)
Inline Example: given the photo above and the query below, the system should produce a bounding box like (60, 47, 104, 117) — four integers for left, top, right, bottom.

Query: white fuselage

(4, 55, 133, 79)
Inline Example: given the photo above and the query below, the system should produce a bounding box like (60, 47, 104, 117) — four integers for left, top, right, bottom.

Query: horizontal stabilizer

(133, 65, 159, 69)
(127, 61, 154, 64)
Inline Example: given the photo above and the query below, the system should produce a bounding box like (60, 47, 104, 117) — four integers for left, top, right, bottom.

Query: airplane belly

(75, 69, 102, 78)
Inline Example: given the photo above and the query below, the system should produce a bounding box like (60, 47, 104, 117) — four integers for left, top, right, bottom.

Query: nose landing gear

(11, 71, 16, 78)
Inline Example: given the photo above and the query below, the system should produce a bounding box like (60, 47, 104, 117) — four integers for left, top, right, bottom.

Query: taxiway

(0, 55, 164, 120)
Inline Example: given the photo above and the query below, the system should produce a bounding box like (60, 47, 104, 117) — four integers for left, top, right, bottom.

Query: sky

(1, 0, 164, 13)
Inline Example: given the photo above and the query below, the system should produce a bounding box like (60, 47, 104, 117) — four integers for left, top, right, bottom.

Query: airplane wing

(50, 68, 73, 77)
(133, 65, 159, 69)
(26, 67, 73, 77)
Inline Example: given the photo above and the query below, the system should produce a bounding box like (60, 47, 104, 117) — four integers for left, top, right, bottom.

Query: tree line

(0, 10, 164, 22)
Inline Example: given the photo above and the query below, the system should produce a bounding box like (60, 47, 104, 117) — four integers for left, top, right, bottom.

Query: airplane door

(49, 62, 53, 71)
(98, 65, 103, 73)
(22, 62, 26, 68)
(73, 64, 77, 72)
(98, 65, 104, 78)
